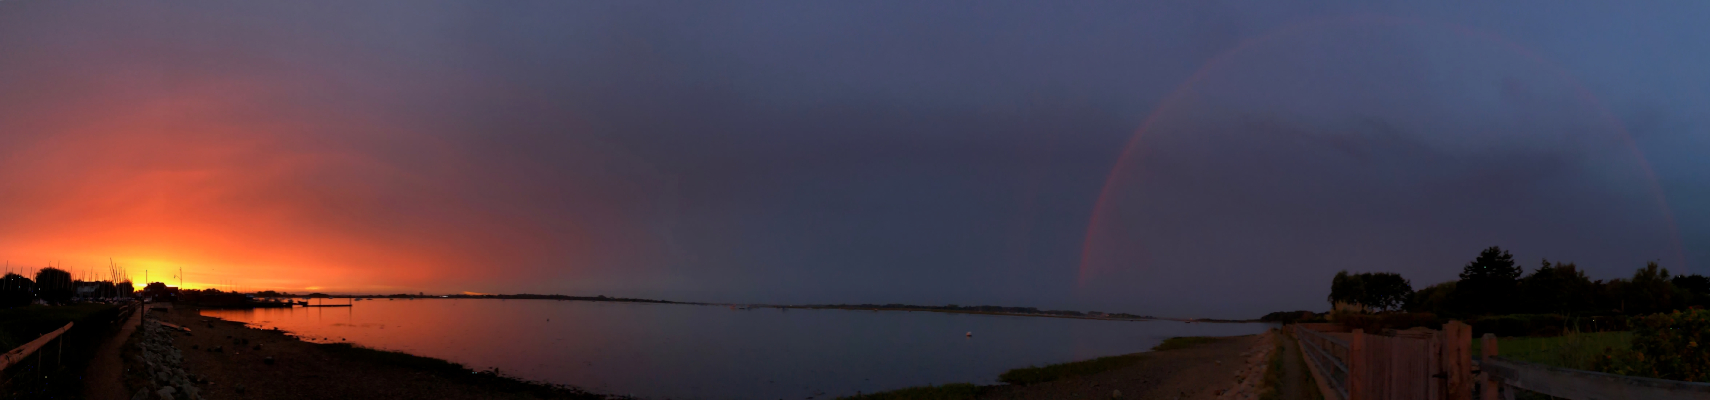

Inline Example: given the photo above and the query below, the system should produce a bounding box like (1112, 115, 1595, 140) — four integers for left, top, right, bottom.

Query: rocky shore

(136, 307, 614, 400)
(128, 315, 204, 400)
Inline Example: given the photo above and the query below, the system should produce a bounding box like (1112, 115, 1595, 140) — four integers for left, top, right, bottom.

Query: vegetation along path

(84, 304, 143, 400)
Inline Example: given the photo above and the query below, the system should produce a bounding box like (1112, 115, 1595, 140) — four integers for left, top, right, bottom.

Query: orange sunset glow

(0, 2, 679, 294)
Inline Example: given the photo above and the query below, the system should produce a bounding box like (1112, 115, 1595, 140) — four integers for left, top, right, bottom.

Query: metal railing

(1294, 324, 1351, 400)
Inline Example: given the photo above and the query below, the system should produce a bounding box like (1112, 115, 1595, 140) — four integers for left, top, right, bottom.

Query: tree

(1672, 274, 1709, 307)
(0, 273, 34, 307)
(1454, 246, 1522, 315)
(1328, 271, 1413, 312)
(1407, 281, 1456, 314)
(1328, 271, 1365, 308)
(1519, 259, 1596, 314)
(35, 267, 73, 304)
(1360, 272, 1414, 311)
(1620, 262, 1683, 314)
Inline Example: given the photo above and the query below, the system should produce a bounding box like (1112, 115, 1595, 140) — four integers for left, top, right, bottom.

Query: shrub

(1467, 314, 1568, 337)
(1605, 309, 1710, 382)
(1336, 312, 1441, 333)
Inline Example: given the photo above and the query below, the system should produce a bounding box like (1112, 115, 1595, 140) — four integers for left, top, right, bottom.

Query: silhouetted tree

(35, 267, 73, 304)
(1619, 262, 1684, 314)
(1406, 281, 1456, 314)
(1328, 271, 1413, 312)
(1454, 246, 1521, 315)
(0, 273, 34, 307)
(1329, 271, 1365, 308)
(1520, 259, 1597, 314)
(1672, 274, 1710, 307)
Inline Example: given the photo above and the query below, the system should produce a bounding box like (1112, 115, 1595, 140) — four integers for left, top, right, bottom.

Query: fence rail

(0, 322, 73, 372)
(1483, 354, 1710, 399)
(1294, 324, 1351, 400)
(1293, 320, 1710, 400)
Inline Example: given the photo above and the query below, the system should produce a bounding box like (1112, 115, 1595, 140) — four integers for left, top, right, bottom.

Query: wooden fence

(1295, 321, 1710, 400)
(1292, 321, 1475, 400)
(0, 322, 73, 372)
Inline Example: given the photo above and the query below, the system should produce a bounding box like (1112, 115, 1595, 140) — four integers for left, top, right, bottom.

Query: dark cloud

(0, 1, 1704, 317)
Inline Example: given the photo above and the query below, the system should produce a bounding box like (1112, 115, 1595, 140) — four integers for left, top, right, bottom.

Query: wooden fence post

(1427, 329, 1441, 400)
(1350, 329, 1365, 400)
(1481, 333, 1499, 400)
(1444, 321, 1472, 400)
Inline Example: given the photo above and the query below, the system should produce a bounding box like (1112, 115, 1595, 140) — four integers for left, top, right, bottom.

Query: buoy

(966, 331, 972, 337)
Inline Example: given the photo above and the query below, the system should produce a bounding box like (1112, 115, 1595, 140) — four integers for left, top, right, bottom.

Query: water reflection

(204, 300, 1270, 399)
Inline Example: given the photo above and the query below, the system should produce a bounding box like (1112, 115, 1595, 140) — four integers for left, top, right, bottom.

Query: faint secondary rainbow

(1077, 14, 1686, 284)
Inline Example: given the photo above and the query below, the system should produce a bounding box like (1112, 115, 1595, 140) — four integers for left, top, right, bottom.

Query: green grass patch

(835, 383, 985, 400)
(1152, 336, 1224, 351)
(0, 304, 116, 351)
(1470, 331, 1631, 370)
(1259, 337, 1283, 400)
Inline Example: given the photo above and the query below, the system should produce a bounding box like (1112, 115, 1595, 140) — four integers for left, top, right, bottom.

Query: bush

(1335, 312, 1441, 333)
(1596, 310, 1710, 382)
(1466, 314, 1589, 337)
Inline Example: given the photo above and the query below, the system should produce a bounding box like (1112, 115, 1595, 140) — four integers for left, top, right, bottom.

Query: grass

(1258, 336, 1283, 400)
(1470, 331, 1632, 370)
(998, 336, 1227, 385)
(998, 353, 1148, 385)
(0, 303, 117, 351)
(835, 383, 985, 400)
(1151, 336, 1224, 351)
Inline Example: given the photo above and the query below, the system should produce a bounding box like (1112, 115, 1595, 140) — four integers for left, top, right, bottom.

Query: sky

(0, 1, 1706, 318)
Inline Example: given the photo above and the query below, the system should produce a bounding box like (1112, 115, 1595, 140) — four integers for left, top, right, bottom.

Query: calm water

(202, 300, 1270, 399)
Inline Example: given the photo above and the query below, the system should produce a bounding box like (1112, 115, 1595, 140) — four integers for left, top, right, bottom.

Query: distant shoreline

(258, 294, 1261, 323)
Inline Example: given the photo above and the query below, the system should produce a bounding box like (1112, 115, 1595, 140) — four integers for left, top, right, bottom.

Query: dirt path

(976, 335, 1260, 400)
(1277, 331, 1320, 400)
(81, 305, 143, 400)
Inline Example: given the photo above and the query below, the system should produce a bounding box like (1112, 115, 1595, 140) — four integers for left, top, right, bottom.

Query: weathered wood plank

(1484, 356, 1710, 400)
(0, 322, 73, 371)
(1444, 321, 1473, 400)
(1481, 334, 1499, 400)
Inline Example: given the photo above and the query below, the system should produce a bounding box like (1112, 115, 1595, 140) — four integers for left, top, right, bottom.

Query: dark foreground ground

(973, 335, 1259, 400)
(128, 306, 621, 400)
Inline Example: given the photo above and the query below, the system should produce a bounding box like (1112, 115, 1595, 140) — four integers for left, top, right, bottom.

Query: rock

(132, 388, 151, 400)
(264, 356, 275, 365)
(235, 383, 246, 394)
(1112, 389, 1122, 398)
(253, 344, 261, 351)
